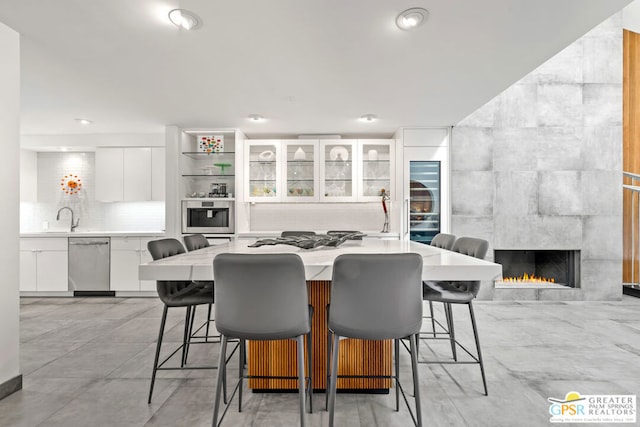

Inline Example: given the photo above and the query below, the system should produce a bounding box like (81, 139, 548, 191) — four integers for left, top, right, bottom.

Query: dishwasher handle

(69, 241, 110, 246)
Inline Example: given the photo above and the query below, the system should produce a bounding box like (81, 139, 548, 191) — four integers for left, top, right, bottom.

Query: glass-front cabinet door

(357, 139, 394, 202)
(282, 140, 319, 202)
(319, 140, 357, 202)
(245, 140, 281, 202)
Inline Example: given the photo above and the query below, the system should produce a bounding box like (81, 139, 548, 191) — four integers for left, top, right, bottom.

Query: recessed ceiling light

(168, 9, 200, 30)
(396, 8, 429, 31)
(75, 118, 92, 125)
(248, 114, 264, 122)
(359, 114, 377, 123)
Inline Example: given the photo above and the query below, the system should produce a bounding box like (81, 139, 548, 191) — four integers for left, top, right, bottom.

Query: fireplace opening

(494, 250, 580, 288)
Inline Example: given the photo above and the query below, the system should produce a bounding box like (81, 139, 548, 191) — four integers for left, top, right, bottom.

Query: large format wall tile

(583, 37, 623, 84)
(538, 171, 582, 215)
(451, 171, 494, 216)
(537, 84, 583, 127)
(494, 171, 538, 216)
(451, 127, 493, 171)
(582, 215, 623, 260)
(582, 126, 622, 170)
(583, 84, 622, 127)
(492, 215, 583, 249)
(492, 128, 539, 171)
(581, 171, 622, 215)
(536, 127, 583, 171)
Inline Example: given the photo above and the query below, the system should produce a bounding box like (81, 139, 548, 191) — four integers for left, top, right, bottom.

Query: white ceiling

(0, 0, 631, 138)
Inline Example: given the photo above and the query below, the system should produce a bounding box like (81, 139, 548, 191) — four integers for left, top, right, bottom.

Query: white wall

(0, 22, 21, 390)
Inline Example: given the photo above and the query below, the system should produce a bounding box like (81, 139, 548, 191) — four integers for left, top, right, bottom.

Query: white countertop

(139, 239, 502, 282)
(21, 231, 166, 238)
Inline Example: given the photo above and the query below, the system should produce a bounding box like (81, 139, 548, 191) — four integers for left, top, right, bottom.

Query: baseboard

(73, 290, 116, 297)
(0, 375, 22, 401)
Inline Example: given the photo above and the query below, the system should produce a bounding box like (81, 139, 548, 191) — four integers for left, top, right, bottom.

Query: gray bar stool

(212, 253, 313, 427)
(183, 234, 216, 346)
(327, 253, 423, 427)
(147, 238, 216, 404)
(421, 236, 489, 395)
(423, 233, 457, 340)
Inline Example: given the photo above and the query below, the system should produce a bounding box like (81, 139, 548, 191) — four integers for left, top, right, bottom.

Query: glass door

(245, 140, 281, 202)
(320, 140, 356, 202)
(282, 140, 319, 202)
(409, 161, 441, 244)
(403, 144, 449, 243)
(357, 139, 394, 201)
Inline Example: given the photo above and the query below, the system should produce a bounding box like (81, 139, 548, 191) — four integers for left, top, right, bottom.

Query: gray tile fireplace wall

(452, 14, 622, 301)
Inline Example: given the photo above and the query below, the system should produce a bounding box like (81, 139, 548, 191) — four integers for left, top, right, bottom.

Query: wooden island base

(248, 280, 392, 390)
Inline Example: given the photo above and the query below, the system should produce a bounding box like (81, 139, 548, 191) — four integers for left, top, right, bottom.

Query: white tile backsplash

(20, 152, 164, 232)
(249, 203, 388, 233)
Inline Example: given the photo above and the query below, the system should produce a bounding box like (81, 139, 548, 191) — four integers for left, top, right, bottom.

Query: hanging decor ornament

(60, 173, 82, 195)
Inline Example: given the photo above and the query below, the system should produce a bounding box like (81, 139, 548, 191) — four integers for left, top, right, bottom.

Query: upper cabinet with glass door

(357, 139, 395, 202)
(282, 140, 319, 202)
(245, 140, 281, 202)
(319, 140, 357, 202)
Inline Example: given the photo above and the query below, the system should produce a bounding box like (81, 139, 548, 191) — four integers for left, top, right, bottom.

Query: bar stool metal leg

(446, 303, 457, 361)
(212, 335, 228, 427)
(328, 333, 340, 427)
(394, 338, 400, 411)
(148, 305, 168, 404)
(306, 329, 313, 413)
(409, 334, 423, 427)
(297, 335, 307, 427)
(468, 302, 488, 396)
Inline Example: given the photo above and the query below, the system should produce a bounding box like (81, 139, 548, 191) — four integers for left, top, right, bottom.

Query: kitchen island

(139, 239, 502, 391)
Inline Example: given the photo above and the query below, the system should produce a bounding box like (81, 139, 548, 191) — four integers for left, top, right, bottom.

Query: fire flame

(500, 273, 555, 284)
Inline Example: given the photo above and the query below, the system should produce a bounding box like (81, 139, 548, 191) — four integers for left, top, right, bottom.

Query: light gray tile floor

(1, 296, 639, 426)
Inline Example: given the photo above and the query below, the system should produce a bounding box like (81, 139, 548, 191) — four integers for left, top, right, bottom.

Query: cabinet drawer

(20, 238, 68, 251)
(111, 237, 140, 250)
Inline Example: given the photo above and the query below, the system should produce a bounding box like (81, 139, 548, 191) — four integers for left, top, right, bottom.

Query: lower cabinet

(110, 237, 156, 292)
(20, 238, 69, 292)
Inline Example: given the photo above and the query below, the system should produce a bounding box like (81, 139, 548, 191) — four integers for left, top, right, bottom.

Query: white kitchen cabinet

(96, 147, 164, 202)
(110, 237, 156, 292)
(245, 140, 282, 202)
(243, 138, 395, 203)
(124, 148, 152, 201)
(356, 139, 395, 202)
(281, 140, 319, 202)
(151, 147, 166, 201)
(19, 238, 68, 292)
(96, 148, 124, 201)
(319, 140, 357, 202)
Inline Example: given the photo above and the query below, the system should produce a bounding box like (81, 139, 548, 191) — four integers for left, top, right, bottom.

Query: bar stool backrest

(452, 237, 489, 259)
(184, 234, 210, 251)
(213, 253, 310, 340)
(147, 238, 194, 305)
(430, 233, 456, 250)
(329, 253, 423, 340)
(450, 237, 489, 296)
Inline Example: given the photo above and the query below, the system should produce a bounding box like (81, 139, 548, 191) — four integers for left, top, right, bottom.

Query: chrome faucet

(56, 207, 79, 232)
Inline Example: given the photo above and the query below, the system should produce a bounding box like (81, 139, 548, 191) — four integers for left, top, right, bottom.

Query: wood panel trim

(248, 280, 392, 390)
(623, 30, 640, 283)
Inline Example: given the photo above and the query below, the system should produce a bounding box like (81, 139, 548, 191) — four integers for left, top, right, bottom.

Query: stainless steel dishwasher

(68, 237, 113, 296)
